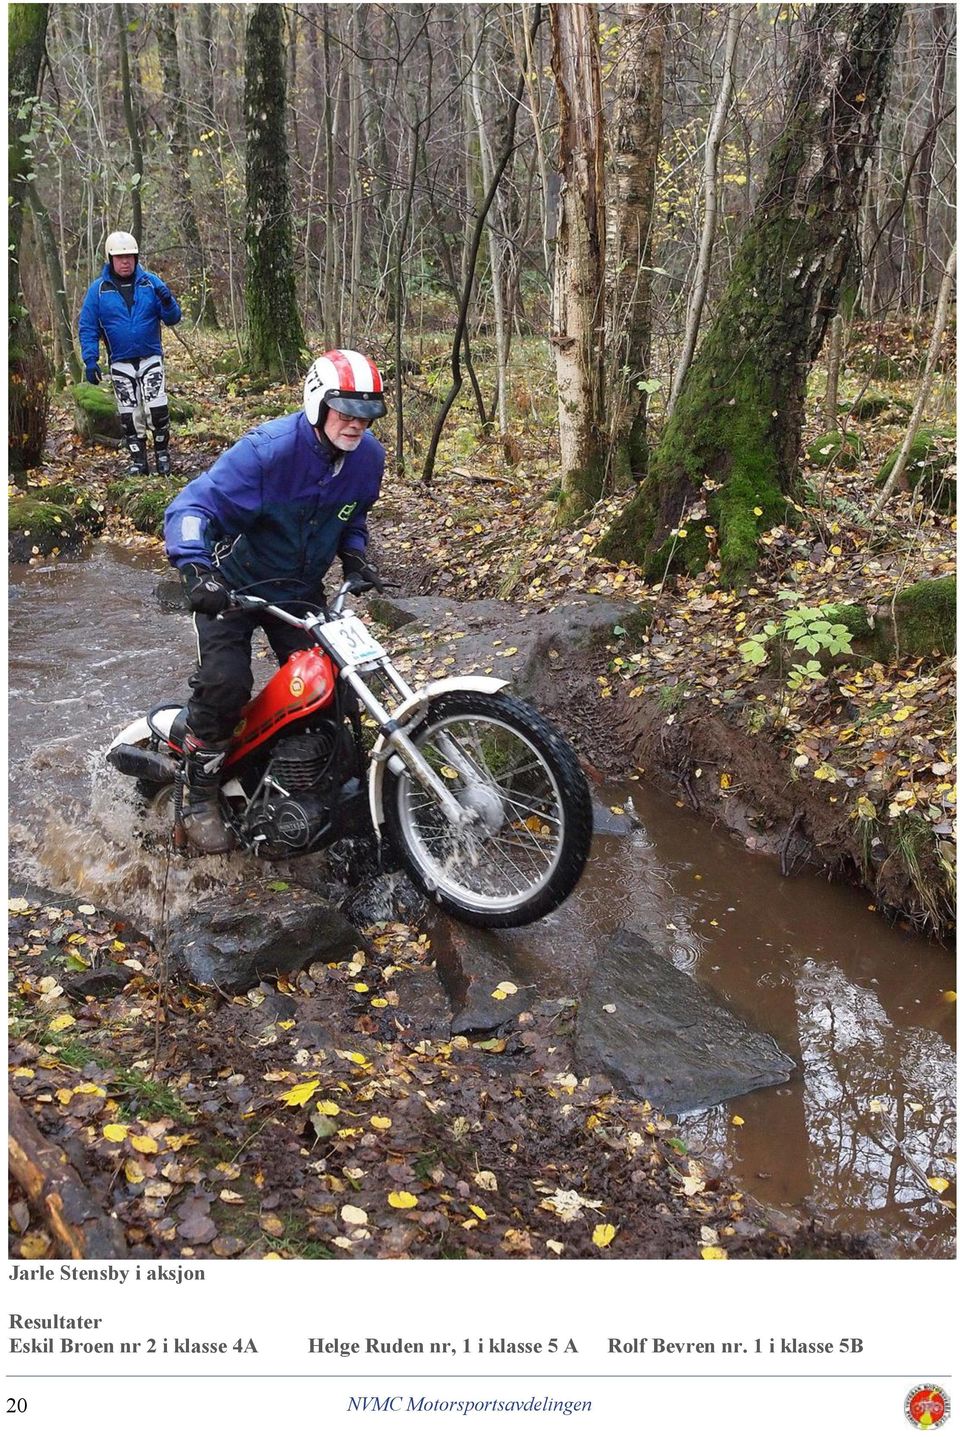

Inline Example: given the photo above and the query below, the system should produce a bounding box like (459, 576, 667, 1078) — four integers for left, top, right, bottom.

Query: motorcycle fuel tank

(227, 647, 337, 767)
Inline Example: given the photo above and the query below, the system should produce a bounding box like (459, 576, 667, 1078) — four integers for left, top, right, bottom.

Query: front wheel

(383, 692, 593, 927)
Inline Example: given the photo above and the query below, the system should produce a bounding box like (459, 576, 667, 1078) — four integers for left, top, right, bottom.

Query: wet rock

(341, 868, 428, 929)
(432, 916, 534, 1035)
(162, 878, 364, 994)
(62, 967, 131, 1000)
(575, 929, 795, 1114)
(366, 592, 650, 705)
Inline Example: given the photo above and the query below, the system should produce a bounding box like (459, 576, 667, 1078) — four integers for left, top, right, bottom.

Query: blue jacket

(78, 263, 182, 365)
(164, 412, 385, 602)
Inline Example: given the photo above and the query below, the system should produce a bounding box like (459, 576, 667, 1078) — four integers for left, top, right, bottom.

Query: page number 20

(7, 1398, 28, 1414)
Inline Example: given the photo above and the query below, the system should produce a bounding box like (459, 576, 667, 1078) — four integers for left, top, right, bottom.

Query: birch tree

(550, 2, 606, 517)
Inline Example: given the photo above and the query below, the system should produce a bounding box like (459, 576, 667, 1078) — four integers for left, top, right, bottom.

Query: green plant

(657, 682, 685, 713)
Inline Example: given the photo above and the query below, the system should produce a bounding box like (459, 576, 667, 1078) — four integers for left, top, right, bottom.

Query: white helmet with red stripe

(303, 350, 386, 427)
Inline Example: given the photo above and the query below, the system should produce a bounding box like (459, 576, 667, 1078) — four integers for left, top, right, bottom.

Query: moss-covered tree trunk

(156, 5, 219, 327)
(549, 3, 606, 519)
(600, 4, 902, 585)
(243, 5, 305, 381)
(605, 4, 666, 483)
(9, 3, 51, 484)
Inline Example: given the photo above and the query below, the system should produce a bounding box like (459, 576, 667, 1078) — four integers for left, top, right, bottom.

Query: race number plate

(319, 614, 387, 667)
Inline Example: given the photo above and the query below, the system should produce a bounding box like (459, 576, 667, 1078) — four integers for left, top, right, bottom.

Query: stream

(8, 542, 956, 1257)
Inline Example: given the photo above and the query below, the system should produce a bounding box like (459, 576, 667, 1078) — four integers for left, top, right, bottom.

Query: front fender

(367, 676, 509, 833)
(105, 718, 152, 754)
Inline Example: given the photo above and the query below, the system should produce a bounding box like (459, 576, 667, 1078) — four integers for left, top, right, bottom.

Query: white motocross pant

(109, 355, 170, 454)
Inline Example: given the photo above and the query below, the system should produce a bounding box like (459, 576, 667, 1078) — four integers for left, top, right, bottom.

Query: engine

(242, 726, 342, 854)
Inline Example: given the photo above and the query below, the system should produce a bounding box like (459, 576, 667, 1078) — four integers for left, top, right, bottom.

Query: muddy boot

(126, 437, 150, 476)
(153, 430, 172, 476)
(182, 733, 236, 854)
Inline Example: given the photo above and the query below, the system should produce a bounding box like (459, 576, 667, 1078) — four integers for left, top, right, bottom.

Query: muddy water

(8, 544, 956, 1257)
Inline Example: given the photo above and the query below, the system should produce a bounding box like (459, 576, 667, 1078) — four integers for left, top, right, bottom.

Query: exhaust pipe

(107, 744, 179, 786)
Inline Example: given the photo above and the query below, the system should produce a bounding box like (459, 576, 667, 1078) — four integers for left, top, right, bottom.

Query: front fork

(340, 658, 476, 830)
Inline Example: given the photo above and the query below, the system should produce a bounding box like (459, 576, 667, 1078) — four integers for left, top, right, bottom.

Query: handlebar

(224, 575, 398, 631)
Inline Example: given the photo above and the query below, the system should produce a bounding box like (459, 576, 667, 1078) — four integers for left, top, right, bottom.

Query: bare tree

(550, 2, 606, 517)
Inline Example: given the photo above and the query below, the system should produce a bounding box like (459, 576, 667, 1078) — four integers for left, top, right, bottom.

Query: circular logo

(906, 1386, 950, 1429)
(289, 676, 305, 698)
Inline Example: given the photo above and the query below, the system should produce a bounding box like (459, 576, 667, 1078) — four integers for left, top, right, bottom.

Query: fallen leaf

(388, 1191, 418, 1210)
(102, 1124, 129, 1143)
(701, 1246, 728, 1260)
(592, 1224, 616, 1248)
(340, 1204, 369, 1226)
(280, 1078, 320, 1107)
(130, 1135, 159, 1155)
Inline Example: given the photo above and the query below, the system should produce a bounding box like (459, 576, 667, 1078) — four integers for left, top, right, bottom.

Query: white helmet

(105, 231, 139, 259)
(303, 349, 386, 427)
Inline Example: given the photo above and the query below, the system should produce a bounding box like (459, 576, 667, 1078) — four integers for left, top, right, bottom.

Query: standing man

(164, 349, 387, 852)
(78, 231, 182, 476)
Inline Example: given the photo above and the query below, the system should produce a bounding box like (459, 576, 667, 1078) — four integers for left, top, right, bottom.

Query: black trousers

(186, 608, 312, 742)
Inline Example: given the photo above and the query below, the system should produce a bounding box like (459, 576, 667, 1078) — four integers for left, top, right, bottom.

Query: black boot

(126, 437, 150, 476)
(154, 432, 172, 476)
(182, 732, 236, 854)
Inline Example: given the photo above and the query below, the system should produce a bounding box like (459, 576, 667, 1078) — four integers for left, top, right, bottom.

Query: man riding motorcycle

(163, 349, 387, 853)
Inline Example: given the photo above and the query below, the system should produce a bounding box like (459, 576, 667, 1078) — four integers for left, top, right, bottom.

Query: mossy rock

(249, 400, 288, 420)
(70, 382, 196, 437)
(875, 428, 956, 511)
(70, 381, 124, 442)
(8, 484, 105, 562)
(839, 393, 893, 421)
(804, 430, 865, 470)
(105, 476, 181, 537)
(832, 576, 956, 663)
(848, 352, 906, 382)
(212, 348, 243, 375)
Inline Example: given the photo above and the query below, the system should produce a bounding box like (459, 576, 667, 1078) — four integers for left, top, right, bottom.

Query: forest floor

(8, 323, 955, 1261)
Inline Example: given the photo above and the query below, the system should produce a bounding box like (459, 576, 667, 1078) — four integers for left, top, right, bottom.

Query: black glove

(85, 364, 101, 385)
(155, 283, 174, 306)
(341, 552, 384, 592)
(182, 564, 231, 615)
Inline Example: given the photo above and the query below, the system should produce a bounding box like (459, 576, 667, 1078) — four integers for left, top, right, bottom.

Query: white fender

(367, 675, 509, 832)
(105, 717, 152, 753)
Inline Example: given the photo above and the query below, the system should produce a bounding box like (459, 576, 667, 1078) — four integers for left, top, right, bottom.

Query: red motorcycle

(106, 579, 593, 927)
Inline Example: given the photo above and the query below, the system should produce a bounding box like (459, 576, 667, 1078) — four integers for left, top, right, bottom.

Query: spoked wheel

(383, 692, 593, 927)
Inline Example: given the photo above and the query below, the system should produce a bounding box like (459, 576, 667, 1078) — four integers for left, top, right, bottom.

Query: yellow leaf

(753, 507, 763, 516)
(928, 1177, 951, 1194)
(102, 1124, 129, 1143)
(370, 997, 388, 1008)
(701, 1246, 728, 1260)
(315, 1100, 341, 1116)
(369, 1116, 392, 1130)
(943, 991, 957, 1003)
(48, 1014, 76, 1033)
(592, 1224, 616, 1248)
(469, 1204, 488, 1220)
(719, 773, 731, 789)
(124, 1158, 146, 1184)
(131, 1134, 159, 1155)
(491, 988, 508, 1001)
(19, 1234, 52, 1259)
(388, 1191, 418, 1209)
(353, 982, 370, 993)
(731, 1115, 745, 1127)
(280, 1078, 320, 1107)
(219, 1190, 245, 1205)
(502, 646, 518, 656)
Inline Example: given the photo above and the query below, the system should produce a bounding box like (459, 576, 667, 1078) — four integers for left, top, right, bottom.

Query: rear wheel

(383, 692, 593, 927)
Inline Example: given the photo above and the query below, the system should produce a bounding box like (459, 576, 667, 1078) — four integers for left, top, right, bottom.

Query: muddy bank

(615, 694, 954, 937)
